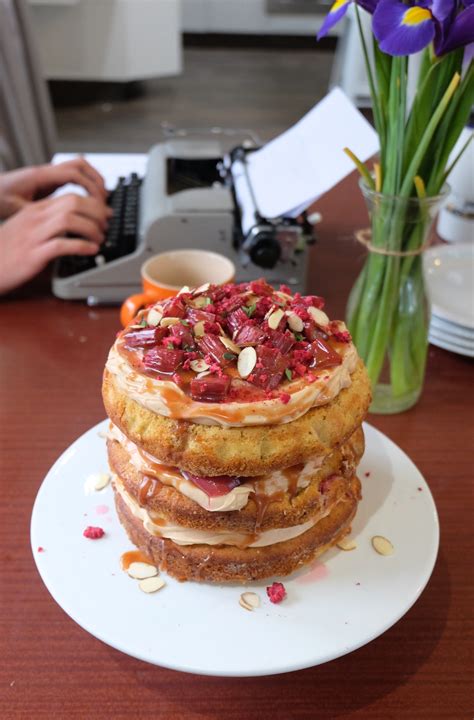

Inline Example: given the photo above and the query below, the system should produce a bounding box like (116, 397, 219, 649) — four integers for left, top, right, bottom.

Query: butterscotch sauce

(137, 450, 186, 490)
(282, 464, 305, 499)
(138, 476, 159, 505)
(120, 550, 154, 570)
(252, 490, 286, 530)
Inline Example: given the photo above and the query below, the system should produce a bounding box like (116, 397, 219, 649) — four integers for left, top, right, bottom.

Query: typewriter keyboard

(56, 173, 142, 278)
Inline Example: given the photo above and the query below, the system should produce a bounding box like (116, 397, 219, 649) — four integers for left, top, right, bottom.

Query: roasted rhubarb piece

(144, 347, 184, 374)
(169, 322, 195, 350)
(161, 297, 186, 318)
(234, 323, 267, 347)
(183, 472, 241, 497)
(226, 308, 249, 336)
(311, 338, 342, 369)
(122, 327, 162, 348)
(267, 329, 295, 355)
(249, 345, 288, 390)
(190, 374, 231, 402)
(198, 334, 232, 365)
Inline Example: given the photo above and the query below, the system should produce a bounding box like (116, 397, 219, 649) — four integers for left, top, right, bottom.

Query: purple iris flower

(372, 0, 474, 56)
(317, 0, 378, 40)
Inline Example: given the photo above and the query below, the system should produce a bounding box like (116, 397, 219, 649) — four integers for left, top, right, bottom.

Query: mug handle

(120, 293, 150, 327)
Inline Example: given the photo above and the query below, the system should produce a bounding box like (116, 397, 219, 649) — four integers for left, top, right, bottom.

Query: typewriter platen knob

(244, 228, 282, 269)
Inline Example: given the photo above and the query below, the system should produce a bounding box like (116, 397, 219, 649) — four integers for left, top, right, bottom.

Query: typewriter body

(53, 132, 314, 304)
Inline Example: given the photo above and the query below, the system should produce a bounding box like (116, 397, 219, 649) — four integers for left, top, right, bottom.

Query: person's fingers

(40, 160, 107, 200)
(37, 237, 99, 264)
(53, 212, 105, 246)
(75, 157, 107, 196)
(39, 194, 112, 230)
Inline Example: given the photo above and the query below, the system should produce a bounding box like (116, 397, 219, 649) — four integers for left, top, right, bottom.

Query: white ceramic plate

(429, 325, 474, 351)
(430, 313, 474, 341)
(424, 243, 474, 329)
(429, 332, 474, 358)
(31, 421, 439, 677)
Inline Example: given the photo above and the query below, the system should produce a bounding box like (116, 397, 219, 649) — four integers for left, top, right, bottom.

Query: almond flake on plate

(127, 562, 159, 580)
(239, 592, 260, 611)
(139, 576, 166, 594)
(337, 538, 357, 551)
(372, 535, 394, 556)
(147, 308, 163, 326)
(84, 472, 111, 494)
(308, 306, 329, 327)
(267, 308, 285, 330)
(238, 346, 257, 378)
(220, 336, 241, 354)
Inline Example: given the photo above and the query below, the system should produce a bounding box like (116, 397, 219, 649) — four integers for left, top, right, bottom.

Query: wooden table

(1, 173, 472, 719)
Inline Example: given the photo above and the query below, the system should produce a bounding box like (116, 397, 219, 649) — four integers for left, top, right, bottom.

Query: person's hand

(0, 157, 107, 219)
(0, 193, 112, 294)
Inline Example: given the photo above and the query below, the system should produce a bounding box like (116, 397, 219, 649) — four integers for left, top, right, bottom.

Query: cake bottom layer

(114, 476, 361, 583)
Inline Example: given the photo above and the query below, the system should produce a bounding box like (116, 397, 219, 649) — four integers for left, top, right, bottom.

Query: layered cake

(102, 279, 371, 582)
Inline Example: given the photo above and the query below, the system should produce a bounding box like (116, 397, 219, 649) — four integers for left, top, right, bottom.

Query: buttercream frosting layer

(113, 474, 328, 548)
(105, 341, 358, 427)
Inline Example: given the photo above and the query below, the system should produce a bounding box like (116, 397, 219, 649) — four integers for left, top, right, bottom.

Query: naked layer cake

(102, 279, 371, 582)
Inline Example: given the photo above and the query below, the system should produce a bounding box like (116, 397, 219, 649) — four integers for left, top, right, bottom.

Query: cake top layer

(107, 279, 359, 426)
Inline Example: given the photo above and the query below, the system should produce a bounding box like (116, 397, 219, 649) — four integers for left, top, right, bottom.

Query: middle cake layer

(107, 424, 364, 535)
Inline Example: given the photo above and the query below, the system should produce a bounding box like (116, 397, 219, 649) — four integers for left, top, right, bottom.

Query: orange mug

(120, 249, 236, 326)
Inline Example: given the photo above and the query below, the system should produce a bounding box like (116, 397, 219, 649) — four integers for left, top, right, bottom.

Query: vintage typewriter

(53, 129, 315, 304)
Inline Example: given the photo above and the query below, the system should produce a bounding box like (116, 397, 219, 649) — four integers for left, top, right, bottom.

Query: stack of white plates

(423, 243, 474, 358)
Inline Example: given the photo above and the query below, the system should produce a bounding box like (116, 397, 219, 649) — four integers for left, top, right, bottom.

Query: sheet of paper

(52, 153, 148, 194)
(245, 87, 379, 219)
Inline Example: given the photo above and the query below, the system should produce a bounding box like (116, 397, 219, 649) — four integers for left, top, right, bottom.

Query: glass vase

(347, 179, 449, 414)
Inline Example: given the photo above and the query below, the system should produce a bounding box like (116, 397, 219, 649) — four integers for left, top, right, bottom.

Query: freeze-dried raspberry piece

(266, 582, 286, 604)
(83, 526, 105, 539)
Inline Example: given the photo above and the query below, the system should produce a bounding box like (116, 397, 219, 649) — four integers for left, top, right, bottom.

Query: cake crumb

(83, 526, 105, 539)
(266, 582, 286, 604)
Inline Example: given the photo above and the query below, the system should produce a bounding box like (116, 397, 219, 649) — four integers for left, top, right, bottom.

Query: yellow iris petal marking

(402, 7, 432, 25)
(331, 0, 350, 13)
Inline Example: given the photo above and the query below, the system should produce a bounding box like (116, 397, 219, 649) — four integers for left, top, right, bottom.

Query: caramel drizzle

(120, 549, 154, 570)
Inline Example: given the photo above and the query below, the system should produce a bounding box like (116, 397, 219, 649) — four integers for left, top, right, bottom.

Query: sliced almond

(287, 312, 304, 332)
(160, 316, 181, 328)
(193, 320, 205, 338)
(127, 562, 159, 580)
(267, 308, 285, 330)
(139, 576, 166, 593)
(84, 472, 110, 494)
(337, 538, 357, 551)
(196, 370, 211, 379)
(372, 535, 394, 556)
(239, 592, 260, 611)
(193, 282, 210, 295)
(275, 291, 292, 302)
(190, 358, 210, 373)
(147, 307, 163, 327)
(308, 306, 330, 327)
(264, 304, 276, 321)
(219, 336, 241, 355)
(192, 296, 210, 309)
(237, 346, 257, 378)
(178, 285, 191, 295)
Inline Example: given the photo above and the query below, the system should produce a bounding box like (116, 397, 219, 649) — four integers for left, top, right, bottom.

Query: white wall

(182, 0, 330, 35)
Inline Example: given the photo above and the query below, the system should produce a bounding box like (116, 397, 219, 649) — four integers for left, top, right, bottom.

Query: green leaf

(426, 61, 474, 194)
(404, 50, 463, 182)
(285, 368, 293, 381)
(244, 303, 257, 318)
(139, 317, 148, 327)
(344, 147, 375, 189)
(400, 71, 461, 197)
(223, 352, 236, 361)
